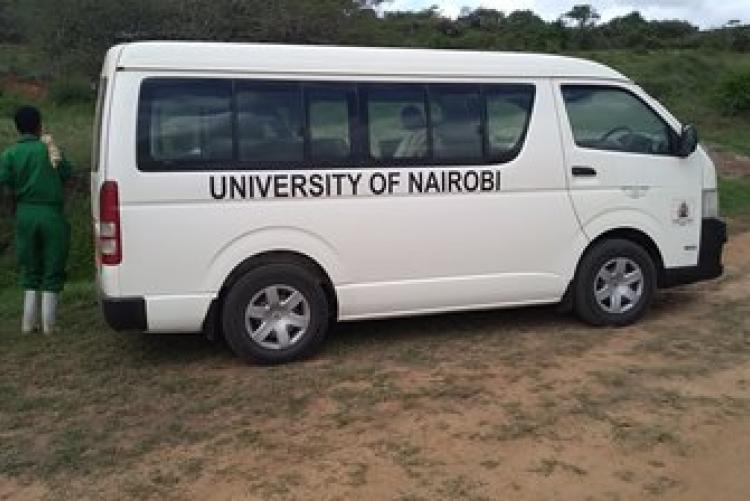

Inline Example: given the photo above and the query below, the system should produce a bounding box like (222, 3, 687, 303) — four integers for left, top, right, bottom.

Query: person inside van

(0, 106, 72, 335)
(394, 105, 428, 158)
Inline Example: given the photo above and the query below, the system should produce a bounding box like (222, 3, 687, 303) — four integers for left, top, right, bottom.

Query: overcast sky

(380, 0, 749, 29)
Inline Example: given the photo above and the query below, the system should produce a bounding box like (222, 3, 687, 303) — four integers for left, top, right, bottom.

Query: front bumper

(102, 297, 147, 331)
(662, 218, 727, 288)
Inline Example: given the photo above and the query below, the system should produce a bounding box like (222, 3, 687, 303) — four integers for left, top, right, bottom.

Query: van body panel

(145, 295, 214, 333)
(696, 146, 718, 190)
(336, 273, 566, 320)
(116, 42, 629, 82)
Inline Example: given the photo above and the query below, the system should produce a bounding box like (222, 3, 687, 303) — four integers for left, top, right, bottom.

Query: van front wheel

(574, 239, 656, 327)
(222, 264, 330, 364)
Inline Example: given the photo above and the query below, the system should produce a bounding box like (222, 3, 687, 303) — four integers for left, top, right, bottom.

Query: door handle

(572, 166, 597, 177)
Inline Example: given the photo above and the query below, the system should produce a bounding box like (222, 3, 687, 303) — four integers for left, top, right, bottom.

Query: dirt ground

(195, 231, 750, 501)
(1, 75, 47, 100)
(0, 228, 747, 501)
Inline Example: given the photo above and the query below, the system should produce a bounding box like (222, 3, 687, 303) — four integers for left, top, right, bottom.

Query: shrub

(0, 89, 25, 119)
(717, 70, 750, 115)
(48, 78, 94, 105)
(638, 77, 674, 100)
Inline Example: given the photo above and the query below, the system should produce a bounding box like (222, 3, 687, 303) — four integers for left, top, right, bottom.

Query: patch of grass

(248, 472, 304, 499)
(633, 299, 750, 368)
(346, 462, 369, 487)
(0, 44, 50, 81)
(396, 495, 430, 501)
(477, 400, 561, 442)
(437, 476, 489, 501)
(720, 176, 750, 217)
(0, 89, 24, 118)
(611, 421, 682, 453)
(0, 283, 229, 480)
(177, 457, 205, 477)
(614, 470, 636, 483)
(717, 70, 750, 115)
(642, 475, 680, 496)
(529, 458, 587, 477)
(478, 459, 501, 470)
(372, 439, 436, 479)
(48, 78, 95, 106)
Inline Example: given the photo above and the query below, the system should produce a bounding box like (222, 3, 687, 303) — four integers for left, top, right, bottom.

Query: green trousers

(15, 203, 70, 293)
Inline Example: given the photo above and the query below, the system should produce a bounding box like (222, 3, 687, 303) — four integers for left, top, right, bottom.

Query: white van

(92, 42, 726, 363)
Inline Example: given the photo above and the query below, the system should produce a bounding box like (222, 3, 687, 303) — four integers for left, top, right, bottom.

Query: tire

(574, 239, 656, 327)
(221, 263, 330, 364)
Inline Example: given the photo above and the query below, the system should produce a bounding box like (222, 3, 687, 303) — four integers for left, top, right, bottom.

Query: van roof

(112, 42, 629, 82)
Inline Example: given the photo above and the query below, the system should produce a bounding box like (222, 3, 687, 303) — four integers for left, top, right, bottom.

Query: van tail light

(99, 181, 121, 265)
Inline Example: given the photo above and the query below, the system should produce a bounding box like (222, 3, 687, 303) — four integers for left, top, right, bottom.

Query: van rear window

(139, 80, 233, 168)
(137, 79, 534, 171)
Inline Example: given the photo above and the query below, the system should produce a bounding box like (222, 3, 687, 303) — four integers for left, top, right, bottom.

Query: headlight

(702, 189, 719, 218)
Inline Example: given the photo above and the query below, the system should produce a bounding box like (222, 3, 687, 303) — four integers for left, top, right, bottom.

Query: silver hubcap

(244, 284, 310, 350)
(594, 258, 644, 314)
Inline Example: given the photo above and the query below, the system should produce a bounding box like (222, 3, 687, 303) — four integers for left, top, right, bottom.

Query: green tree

(731, 28, 750, 52)
(601, 12, 648, 49)
(18, 0, 165, 75)
(0, 0, 23, 42)
(564, 4, 600, 29)
(562, 4, 602, 49)
(19, 0, 385, 76)
(457, 8, 505, 31)
(10, 0, 749, 77)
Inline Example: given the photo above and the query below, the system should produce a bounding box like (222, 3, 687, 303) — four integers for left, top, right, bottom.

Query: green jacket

(0, 134, 72, 207)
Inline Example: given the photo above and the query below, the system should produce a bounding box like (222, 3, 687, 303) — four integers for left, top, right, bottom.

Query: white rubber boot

(42, 292, 58, 335)
(22, 290, 39, 334)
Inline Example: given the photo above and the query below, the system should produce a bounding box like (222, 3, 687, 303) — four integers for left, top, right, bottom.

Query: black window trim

(484, 83, 537, 164)
(136, 77, 537, 172)
(429, 83, 484, 163)
(304, 82, 358, 164)
(560, 83, 681, 158)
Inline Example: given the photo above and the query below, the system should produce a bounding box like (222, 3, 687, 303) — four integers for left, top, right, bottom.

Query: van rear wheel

(222, 264, 330, 364)
(574, 239, 656, 327)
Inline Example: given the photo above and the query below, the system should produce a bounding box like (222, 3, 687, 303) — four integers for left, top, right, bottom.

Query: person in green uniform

(0, 106, 72, 334)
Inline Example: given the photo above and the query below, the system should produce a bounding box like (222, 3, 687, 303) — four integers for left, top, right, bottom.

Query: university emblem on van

(672, 199, 694, 226)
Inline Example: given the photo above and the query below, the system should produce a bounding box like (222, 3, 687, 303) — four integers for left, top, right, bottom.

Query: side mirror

(676, 124, 698, 158)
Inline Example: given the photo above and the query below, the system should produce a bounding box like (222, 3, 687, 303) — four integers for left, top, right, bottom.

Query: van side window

(486, 86, 535, 159)
(561, 86, 673, 155)
(307, 87, 354, 161)
(237, 84, 304, 163)
(430, 87, 483, 161)
(140, 79, 233, 165)
(137, 79, 537, 170)
(366, 87, 428, 160)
